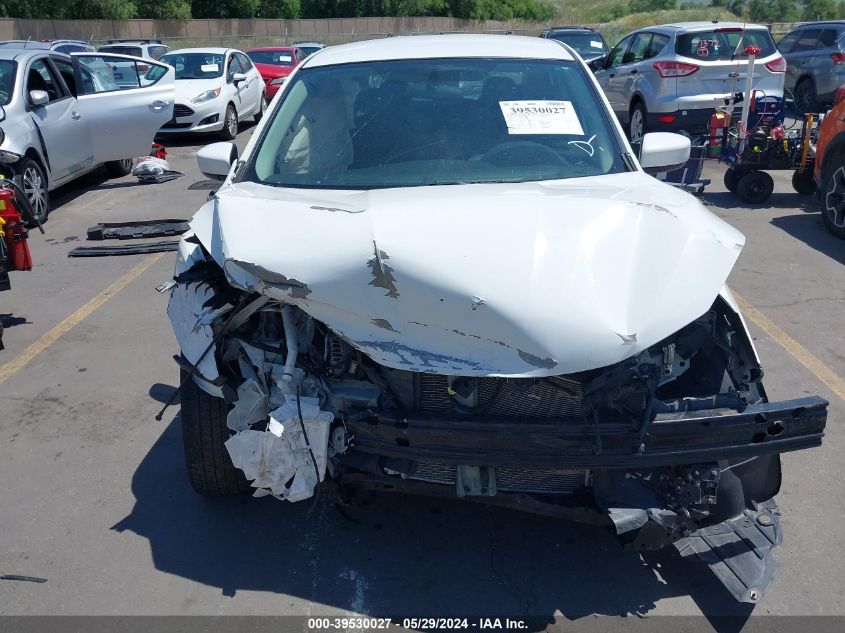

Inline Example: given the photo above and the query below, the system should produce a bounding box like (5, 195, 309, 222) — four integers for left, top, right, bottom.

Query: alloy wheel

(23, 164, 47, 221)
(227, 109, 238, 137)
(826, 166, 845, 229)
(629, 108, 644, 144)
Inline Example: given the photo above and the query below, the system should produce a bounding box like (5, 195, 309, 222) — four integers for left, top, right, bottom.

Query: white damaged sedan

(167, 35, 827, 602)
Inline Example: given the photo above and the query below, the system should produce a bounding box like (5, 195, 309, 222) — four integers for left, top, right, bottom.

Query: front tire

(180, 368, 252, 496)
(724, 167, 740, 193)
(821, 164, 845, 239)
(105, 158, 133, 178)
(220, 104, 238, 141)
(16, 156, 49, 225)
(737, 170, 774, 204)
(254, 93, 267, 123)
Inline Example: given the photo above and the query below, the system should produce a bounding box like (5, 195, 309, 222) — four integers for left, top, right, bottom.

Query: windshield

(0, 60, 15, 106)
(245, 58, 626, 189)
(248, 50, 295, 66)
(99, 46, 143, 57)
(160, 52, 224, 79)
(548, 33, 608, 56)
(676, 29, 776, 60)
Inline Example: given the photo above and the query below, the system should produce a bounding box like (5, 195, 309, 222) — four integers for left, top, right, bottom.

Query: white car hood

(188, 172, 745, 377)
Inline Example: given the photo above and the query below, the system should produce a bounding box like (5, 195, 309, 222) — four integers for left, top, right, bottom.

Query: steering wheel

(481, 141, 570, 168)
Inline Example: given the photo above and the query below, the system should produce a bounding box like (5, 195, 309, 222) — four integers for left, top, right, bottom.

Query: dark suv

(540, 27, 609, 61)
(778, 21, 845, 115)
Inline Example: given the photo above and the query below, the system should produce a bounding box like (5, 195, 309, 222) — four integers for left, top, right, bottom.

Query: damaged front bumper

(166, 227, 828, 604)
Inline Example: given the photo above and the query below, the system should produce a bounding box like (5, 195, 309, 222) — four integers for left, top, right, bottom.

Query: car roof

(0, 39, 89, 49)
(792, 21, 845, 28)
(246, 46, 300, 52)
(294, 41, 325, 46)
(164, 47, 233, 55)
(546, 27, 597, 33)
(304, 34, 574, 68)
(0, 47, 67, 62)
(659, 21, 768, 31)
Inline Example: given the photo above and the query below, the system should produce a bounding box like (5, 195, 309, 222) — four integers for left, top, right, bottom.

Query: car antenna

(23, 36, 30, 49)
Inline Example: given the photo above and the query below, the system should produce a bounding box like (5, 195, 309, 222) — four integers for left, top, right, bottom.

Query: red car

(246, 46, 306, 99)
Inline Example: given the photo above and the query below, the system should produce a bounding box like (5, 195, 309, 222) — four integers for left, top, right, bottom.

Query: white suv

(593, 22, 785, 142)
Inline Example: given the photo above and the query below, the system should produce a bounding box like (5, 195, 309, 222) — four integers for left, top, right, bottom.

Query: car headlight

(269, 77, 287, 86)
(192, 87, 221, 104)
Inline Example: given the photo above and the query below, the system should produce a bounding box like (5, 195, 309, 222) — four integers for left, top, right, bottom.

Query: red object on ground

(0, 188, 33, 271)
(151, 143, 167, 159)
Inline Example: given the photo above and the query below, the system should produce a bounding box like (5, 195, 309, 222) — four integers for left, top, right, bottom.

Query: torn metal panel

(225, 397, 333, 502)
(186, 175, 745, 376)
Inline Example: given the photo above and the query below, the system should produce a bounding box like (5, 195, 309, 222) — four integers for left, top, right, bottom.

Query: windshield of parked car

(547, 33, 608, 56)
(99, 45, 143, 57)
(160, 52, 225, 79)
(247, 50, 295, 66)
(0, 60, 15, 105)
(245, 58, 627, 189)
(676, 29, 776, 60)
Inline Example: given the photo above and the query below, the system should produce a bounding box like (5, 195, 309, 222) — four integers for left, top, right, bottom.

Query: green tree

(136, 0, 192, 20)
(191, 0, 261, 19)
(628, 0, 676, 13)
(801, 0, 841, 19)
(258, 0, 301, 18)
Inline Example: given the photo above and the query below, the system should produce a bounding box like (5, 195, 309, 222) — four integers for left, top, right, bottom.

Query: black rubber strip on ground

(68, 241, 180, 257)
(87, 219, 189, 240)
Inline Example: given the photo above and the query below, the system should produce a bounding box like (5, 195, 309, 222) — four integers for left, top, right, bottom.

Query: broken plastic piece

(225, 396, 333, 502)
(87, 219, 189, 241)
(68, 241, 179, 257)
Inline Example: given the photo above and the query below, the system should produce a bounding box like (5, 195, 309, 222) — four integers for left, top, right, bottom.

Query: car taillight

(832, 53, 845, 65)
(657, 114, 676, 123)
(834, 85, 845, 106)
(138, 64, 150, 73)
(652, 61, 698, 78)
(764, 56, 787, 73)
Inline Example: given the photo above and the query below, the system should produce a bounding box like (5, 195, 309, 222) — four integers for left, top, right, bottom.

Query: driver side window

(27, 59, 66, 103)
(227, 55, 242, 82)
(607, 36, 633, 68)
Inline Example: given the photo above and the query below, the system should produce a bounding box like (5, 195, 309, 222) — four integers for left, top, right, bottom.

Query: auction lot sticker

(499, 100, 584, 136)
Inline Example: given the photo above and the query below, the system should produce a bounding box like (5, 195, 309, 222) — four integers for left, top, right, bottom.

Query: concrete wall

(0, 17, 544, 45)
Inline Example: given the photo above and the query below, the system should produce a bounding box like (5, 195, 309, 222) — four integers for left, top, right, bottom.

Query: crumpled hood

(188, 172, 744, 376)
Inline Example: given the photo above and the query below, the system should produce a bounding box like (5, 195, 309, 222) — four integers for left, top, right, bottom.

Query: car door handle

(150, 100, 169, 110)
(71, 111, 81, 120)
(629, 69, 638, 74)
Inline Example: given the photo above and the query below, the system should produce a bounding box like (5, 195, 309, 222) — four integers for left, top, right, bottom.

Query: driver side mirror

(197, 142, 238, 181)
(29, 90, 49, 107)
(588, 56, 607, 73)
(232, 72, 247, 84)
(639, 132, 691, 175)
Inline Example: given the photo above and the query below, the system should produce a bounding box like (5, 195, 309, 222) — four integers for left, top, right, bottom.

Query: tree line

(0, 0, 555, 21)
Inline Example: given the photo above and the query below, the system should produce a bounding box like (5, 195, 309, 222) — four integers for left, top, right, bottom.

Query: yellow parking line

(0, 253, 164, 386)
(734, 291, 845, 402)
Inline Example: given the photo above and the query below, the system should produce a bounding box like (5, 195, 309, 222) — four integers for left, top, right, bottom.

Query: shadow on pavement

(702, 191, 818, 213)
(770, 213, 845, 266)
(113, 415, 754, 628)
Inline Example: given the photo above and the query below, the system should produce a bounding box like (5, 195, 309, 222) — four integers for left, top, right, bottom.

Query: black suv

(540, 26, 610, 61)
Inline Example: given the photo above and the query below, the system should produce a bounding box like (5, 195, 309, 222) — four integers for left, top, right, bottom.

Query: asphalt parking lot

(0, 123, 843, 624)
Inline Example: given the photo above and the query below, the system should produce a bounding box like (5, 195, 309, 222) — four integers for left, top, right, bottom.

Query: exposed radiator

(410, 461, 588, 495)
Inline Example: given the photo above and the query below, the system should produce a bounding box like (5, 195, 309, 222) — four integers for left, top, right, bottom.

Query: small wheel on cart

(737, 170, 774, 204)
(724, 168, 740, 193)
(791, 169, 816, 196)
